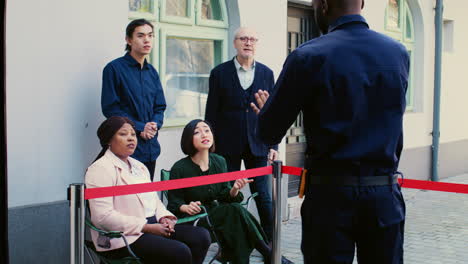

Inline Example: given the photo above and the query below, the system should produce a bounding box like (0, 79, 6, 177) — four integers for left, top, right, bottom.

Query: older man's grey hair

(233, 27, 258, 41)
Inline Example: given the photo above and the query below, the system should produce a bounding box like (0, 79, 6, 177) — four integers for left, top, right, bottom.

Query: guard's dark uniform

(258, 15, 409, 264)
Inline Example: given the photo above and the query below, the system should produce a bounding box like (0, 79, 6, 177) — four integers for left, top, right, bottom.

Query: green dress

(167, 153, 267, 264)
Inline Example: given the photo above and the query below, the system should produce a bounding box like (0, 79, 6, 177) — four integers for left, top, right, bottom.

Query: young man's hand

(141, 122, 158, 140)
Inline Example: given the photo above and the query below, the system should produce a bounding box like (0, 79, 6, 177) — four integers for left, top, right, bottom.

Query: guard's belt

(308, 174, 398, 186)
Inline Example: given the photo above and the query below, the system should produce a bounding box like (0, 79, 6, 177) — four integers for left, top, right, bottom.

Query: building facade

(5, 0, 468, 262)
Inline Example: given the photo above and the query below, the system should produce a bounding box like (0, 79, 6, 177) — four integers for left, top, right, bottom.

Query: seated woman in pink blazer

(85, 116, 211, 264)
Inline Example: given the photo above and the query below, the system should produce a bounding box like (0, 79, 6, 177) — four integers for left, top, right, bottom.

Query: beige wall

(7, 0, 128, 207)
(237, 0, 288, 76)
(440, 1, 468, 143)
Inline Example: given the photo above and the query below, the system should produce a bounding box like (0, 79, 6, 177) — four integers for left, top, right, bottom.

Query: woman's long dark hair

(94, 116, 135, 162)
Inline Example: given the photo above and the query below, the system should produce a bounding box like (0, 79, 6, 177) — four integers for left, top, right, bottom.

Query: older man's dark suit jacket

(205, 59, 277, 157)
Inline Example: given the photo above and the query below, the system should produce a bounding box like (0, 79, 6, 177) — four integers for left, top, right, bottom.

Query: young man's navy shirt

(102, 52, 166, 163)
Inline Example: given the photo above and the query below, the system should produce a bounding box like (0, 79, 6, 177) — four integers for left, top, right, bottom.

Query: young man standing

(101, 19, 166, 180)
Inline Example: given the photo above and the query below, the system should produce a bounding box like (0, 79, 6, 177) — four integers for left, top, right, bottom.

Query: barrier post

(272, 161, 282, 264)
(69, 183, 85, 264)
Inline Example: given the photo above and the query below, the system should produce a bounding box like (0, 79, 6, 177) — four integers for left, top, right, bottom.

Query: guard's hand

(250, 90, 270, 114)
(180, 201, 202, 216)
(268, 149, 278, 164)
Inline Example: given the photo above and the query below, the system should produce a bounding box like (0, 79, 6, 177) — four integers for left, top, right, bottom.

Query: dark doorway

(285, 2, 319, 197)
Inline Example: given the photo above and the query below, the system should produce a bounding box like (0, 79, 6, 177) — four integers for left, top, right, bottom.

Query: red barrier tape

(84, 165, 468, 200)
(85, 166, 272, 200)
(282, 166, 303, 176)
(397, 178, 468, 194)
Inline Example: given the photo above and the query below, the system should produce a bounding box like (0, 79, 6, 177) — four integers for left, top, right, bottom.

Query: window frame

(160, 0, 196, 26)
(129, 0, 159, 21)
(159, 26, 228, 127)
(384, 0, 403, 34)
(195, 0, 229, 28)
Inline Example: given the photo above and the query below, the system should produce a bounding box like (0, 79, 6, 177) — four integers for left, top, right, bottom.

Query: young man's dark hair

(181, 119, 216, 156)
(125, 19, 154, 51)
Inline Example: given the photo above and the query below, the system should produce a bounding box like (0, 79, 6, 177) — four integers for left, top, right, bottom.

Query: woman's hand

(159, 216, 176, 233)
(230, 178, 254, 197)
(142, 223, 173, 237)
(180, 201, 202, 215)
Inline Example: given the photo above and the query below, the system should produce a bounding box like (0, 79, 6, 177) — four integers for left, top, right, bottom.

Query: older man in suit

(205, 27, 278, 242)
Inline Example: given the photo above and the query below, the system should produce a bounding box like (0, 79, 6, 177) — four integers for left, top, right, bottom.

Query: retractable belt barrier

(84, 165, 468, 200)
(70, 163, 468, 264)
(84, 166, 273, 200)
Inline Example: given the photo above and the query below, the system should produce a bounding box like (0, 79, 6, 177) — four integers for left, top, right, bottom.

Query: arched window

(129, 0, 229, 126)
(385, 0, 415, 110)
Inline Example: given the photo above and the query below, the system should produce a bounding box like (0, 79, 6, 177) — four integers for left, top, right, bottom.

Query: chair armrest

(240, 192, 258, 209)
(85, 218, 123, 238)
(176, 205, 209, 224)
(85, 218, 142, 263)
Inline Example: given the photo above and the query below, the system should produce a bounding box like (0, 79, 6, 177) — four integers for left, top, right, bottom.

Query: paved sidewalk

(204, 174, 468, 263)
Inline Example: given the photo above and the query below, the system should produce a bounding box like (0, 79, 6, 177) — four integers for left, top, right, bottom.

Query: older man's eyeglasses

(236, 36, 258, 43)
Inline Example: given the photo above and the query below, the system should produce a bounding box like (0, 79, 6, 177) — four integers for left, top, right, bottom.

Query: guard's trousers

(301, 183, 405, 264)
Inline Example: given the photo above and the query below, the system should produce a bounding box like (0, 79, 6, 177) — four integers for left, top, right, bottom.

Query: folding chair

(160, 169, 259, 264)
(84, 215, 142, 264)
(160, 169, 225, 263)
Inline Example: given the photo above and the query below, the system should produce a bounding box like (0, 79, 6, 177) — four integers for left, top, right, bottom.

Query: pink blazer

(85, 149, 174, 251)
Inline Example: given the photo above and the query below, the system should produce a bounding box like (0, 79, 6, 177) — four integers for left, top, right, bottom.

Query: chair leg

(208, 252, 217, 264)
(208, 245, 227, 264)
(196, 209, 227, 264)
(84, 245, 97, 264)
(207, 228, 226, 264)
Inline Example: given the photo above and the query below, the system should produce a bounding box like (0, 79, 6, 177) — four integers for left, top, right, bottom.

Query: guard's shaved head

(312, 0, 365, 34)
(327, 0, 364, 14)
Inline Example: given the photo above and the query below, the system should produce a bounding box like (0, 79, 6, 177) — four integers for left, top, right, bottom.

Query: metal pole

(69, 183, 85, 264)
(2, 0, 9, 261)
(272, 161, 282, 264)
(432, 0, 444, 182)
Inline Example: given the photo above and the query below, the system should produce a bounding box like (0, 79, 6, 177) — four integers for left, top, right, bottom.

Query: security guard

(251, 0, 408, 263)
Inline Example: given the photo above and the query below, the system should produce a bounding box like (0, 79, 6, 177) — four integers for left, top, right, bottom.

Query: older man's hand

(250, 89, 270, 115)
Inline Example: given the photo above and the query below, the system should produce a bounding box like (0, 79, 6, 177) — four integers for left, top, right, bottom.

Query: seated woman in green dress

(167, 119, 292, 264)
